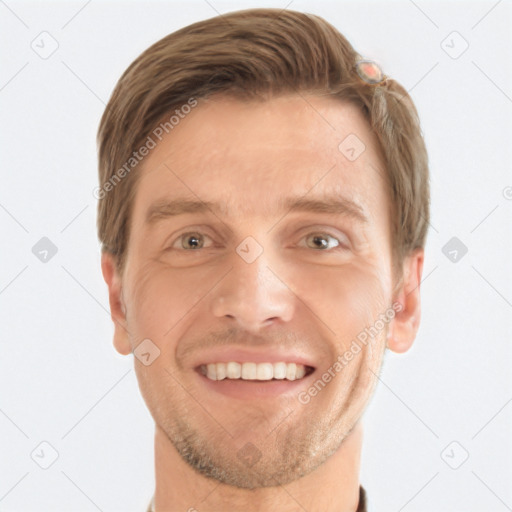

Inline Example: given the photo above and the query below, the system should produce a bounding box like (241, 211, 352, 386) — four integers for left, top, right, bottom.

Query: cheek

(125, 260, 220, 340)
(285, 259, 390, 345)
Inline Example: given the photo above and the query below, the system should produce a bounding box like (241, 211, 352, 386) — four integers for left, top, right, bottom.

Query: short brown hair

(97, 7, 430, 284)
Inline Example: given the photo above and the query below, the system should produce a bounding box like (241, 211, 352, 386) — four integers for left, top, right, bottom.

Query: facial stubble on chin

(155, 353, 374, 490)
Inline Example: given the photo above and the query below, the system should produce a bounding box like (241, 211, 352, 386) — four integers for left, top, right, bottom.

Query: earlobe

(387, 249, 424, 354)
(101, 252, 132, 356)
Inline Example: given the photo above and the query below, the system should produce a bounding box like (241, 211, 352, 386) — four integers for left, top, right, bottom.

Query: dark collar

(357, 485, 368, 511)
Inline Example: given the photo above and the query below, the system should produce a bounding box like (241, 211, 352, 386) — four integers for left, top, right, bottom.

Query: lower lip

(194, 369, 316, 400)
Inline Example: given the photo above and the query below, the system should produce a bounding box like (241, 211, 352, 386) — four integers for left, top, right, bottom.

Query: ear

(101, 252, 132, 356)
(387, 248, 424, 354)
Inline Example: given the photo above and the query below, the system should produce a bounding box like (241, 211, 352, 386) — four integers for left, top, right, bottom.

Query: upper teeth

(201, 362, 308, 381)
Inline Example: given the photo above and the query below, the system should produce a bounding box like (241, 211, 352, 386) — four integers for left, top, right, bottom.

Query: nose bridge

(210, 241, 294, 330)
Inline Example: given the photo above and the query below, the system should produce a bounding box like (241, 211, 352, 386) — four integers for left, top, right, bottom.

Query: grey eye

(304, 233, 340, 250)
(180, 233, 205, 250)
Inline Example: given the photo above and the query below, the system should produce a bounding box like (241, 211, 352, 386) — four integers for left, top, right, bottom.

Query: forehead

(131, 94, 388, 225)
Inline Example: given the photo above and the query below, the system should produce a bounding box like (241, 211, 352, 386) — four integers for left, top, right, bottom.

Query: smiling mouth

(197, 362, 315, 381)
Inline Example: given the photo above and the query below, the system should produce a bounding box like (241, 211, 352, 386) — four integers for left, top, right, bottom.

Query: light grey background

(1, 0, 511, 510)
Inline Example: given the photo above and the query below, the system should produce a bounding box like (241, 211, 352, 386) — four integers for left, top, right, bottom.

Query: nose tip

(210, 260, 295, 331)
(223, 311, 281, 333)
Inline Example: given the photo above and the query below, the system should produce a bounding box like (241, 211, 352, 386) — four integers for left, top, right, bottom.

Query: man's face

(109, 94, 397, 488)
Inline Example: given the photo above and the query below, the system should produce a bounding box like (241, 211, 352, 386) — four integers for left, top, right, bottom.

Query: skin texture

(101, 93, 424, 512)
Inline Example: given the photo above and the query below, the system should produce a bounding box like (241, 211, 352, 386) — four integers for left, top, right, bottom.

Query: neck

(153, 421, 363, 512)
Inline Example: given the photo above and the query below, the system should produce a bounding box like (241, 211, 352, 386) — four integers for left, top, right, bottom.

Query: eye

(302, 232, 344, 250)
(170, 232, 213, 250)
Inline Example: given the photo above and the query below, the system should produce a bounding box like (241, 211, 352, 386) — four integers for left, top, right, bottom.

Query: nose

(209, 244, 295, 332)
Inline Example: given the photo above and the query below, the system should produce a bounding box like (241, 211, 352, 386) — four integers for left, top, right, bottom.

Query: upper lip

(191, 347, 317, 369)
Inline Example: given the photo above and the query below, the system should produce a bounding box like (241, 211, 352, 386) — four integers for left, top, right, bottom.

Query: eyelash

(168, 231, 348, 252)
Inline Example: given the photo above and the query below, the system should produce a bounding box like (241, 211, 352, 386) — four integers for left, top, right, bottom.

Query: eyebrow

(145, 195, 369, 225)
